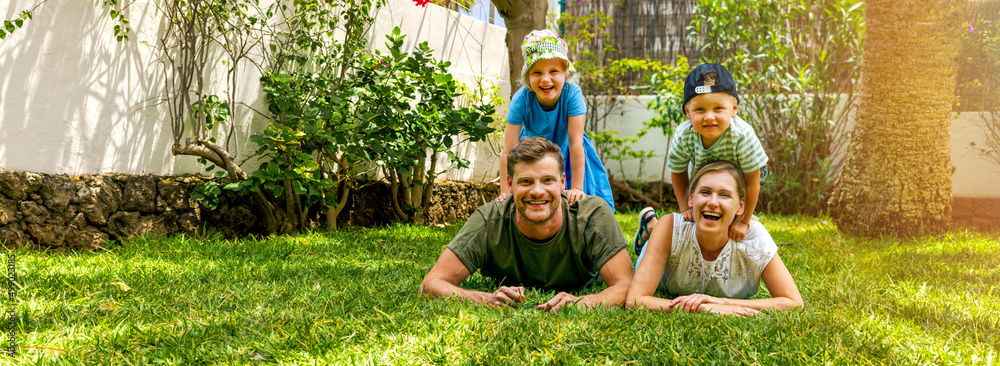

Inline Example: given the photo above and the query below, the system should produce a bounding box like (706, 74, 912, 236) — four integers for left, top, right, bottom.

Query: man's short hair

(507, 137, 564, 177)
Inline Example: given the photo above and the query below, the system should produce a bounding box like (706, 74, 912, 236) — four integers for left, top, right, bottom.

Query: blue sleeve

(566, 83, 587, 117)
(508, 87, 528, 126)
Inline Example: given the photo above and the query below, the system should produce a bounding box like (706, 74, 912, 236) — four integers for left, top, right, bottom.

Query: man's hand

(564, 188, 585, 204)
(484, 286, 526, 307)
(535, 292, 583, 313)
(495, 193, 510, 202)
(682, 207, 694, 221)
(729, 221, 749, 241)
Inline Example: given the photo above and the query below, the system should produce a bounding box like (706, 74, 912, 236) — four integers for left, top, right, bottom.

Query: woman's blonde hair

(688, 161, 747, 201)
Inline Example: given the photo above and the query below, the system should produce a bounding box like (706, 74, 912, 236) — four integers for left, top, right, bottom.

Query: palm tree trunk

(828, 0, 965, 237)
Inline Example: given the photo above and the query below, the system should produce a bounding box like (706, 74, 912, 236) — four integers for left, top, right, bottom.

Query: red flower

(413, 0, 432, 7)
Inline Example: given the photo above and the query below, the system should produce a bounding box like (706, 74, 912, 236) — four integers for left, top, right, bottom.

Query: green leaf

(0, 30, 6, 40)
(264, 183, 284, 197)
(433, 73, 452, 84)
(293, 181, 307, 195)
(304, 106, 319, 118)
(4, 21, 14, 33)
(302, 160, 320, 171)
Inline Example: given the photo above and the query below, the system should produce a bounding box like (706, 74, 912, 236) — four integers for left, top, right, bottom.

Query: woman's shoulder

(669, 213, 696, 249)
(734, 220, 778, 266)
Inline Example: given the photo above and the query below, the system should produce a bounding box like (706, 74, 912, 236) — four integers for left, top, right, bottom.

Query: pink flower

(967, 24, 974, 32)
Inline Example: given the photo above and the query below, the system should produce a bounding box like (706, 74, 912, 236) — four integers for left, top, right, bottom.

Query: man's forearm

(580, 282, 629, 308)
(420, 279, 488, 303)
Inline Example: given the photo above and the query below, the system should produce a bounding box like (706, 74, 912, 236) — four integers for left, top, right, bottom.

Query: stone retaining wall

(0, 172, 209, 250)
(1, 171, 993, 250)
(0, 171, 500, 250)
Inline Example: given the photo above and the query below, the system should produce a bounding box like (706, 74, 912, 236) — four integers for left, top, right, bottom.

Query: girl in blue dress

(497, 29, 615, 212)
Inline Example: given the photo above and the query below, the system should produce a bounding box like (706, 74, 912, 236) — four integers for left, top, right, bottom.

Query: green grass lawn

(2, 213, 998, 365)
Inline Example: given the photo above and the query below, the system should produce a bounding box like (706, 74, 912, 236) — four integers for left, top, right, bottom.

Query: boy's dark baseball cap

(683, 63, 739, 108)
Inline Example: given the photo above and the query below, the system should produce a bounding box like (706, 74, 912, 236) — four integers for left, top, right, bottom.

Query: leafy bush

(959, 10, 1000, 170)
(354, 29, 495, 225)
(204, 0, 382, 233)
(685, 0, 865, 215)
(637, 56, 692, 192)
(248, 18, 494, 228)
(957, 14, 1000, 112)
(560, 11, 666, 199)
(561, 12, 665, 134)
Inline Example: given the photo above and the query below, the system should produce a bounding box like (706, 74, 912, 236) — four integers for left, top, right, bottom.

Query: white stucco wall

(0, 0, 509, 182)
(373, 0, 510, 183)
(599, 96, 1000, 199)
(0, 1, 195, 175)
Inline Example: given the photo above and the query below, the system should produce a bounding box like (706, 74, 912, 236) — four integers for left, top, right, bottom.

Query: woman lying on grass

(626, 161, 803, 316)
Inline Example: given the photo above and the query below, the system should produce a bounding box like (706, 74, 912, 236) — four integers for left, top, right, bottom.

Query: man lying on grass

(420, 137, 633, 312)
(627, 161, 803, 316)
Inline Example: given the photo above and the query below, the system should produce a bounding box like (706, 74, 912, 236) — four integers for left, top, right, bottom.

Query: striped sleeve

(733, 120, 768, 173)
(667, 122, 694, 173)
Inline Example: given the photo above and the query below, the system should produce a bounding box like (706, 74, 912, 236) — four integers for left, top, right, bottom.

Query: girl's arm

(498, 123, 523, 200)
(669, 254, 803, 313)
(566, 114, 586, 204)
(626, 214, 678, 311)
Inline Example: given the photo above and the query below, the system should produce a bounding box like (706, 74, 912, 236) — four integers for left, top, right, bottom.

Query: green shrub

(686, 0, 865, 215)
(956, 7, 1000, 112)
(352, 28, 495, 225)
(958, 6, 1000, 171)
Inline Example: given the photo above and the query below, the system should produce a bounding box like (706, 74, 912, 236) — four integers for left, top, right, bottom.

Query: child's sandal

(633, 207, 657, 253)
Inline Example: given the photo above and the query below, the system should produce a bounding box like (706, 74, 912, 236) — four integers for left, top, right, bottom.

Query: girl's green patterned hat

(520, 29, 576, 80)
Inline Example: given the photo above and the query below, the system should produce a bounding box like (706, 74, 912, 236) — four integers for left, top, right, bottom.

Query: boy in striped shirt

(659, 63, 768, 242)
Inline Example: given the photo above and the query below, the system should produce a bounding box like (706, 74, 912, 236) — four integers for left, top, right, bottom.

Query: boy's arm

(671, 171, 692, 221)
(730, 168, 760, 241)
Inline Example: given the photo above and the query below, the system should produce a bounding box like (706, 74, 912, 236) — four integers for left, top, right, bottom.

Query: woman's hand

(697, 303, 759, 317)
(669, 293, 729, 313)
(671, 294, 758, 317)
(565, 188, 585, 204)
(495, 192, 510, 202)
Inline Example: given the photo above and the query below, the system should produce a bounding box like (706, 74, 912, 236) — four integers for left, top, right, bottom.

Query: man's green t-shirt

(446, 195, 627, 291)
